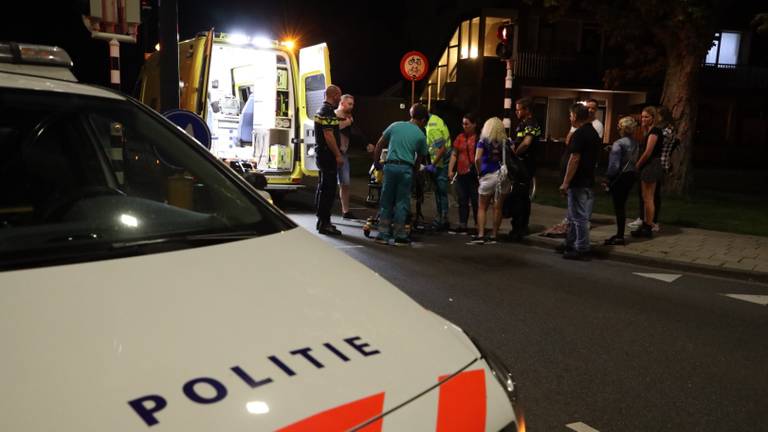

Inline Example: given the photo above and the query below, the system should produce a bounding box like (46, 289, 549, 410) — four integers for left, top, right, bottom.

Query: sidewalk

(339, 174, 768, 281)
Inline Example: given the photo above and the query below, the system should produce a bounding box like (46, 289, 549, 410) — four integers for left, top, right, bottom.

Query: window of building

(470, 17, 480, 58)
(706, 31, 741, 67)
(461, 20, 470, 59)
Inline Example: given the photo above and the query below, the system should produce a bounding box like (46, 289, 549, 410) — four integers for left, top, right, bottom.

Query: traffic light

(496, 23, 514, 60)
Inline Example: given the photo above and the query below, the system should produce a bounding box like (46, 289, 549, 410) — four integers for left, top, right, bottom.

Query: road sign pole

(411, 79, 415, 106)
(159, 0, 180, 112)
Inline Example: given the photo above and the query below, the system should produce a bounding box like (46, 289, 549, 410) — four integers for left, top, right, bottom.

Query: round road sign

(400, 51, 429, 81)
(163, 109, 212, 150)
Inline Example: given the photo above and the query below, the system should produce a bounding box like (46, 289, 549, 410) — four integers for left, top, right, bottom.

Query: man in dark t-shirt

(559, 103, 601, 259)
(314, 85, 344, 235)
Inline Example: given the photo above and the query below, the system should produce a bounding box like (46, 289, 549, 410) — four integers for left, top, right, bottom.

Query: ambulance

(1, 42, 525, 431)
(136, 31, 330, 192)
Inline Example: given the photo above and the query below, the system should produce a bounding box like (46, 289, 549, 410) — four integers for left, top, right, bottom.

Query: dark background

(0, 0, 513, 97)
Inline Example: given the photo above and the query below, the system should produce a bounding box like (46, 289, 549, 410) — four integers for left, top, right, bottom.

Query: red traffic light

(497, 24, 512, 42)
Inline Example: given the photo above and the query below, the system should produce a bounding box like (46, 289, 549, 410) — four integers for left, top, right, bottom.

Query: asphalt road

(281, 191, 768, 432)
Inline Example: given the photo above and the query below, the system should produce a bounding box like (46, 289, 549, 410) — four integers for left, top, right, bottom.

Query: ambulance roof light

(229, 33, 250, 45)
(280, 40, 296, 50)
(251, 36, 274, 49)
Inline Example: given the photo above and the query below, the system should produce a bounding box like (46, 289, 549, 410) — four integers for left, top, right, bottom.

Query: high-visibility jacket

(426, 114, 452, 168)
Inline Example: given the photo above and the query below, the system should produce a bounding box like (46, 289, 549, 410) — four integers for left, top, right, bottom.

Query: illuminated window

(705, 31, 741, 67)
(470, 18, 480, 58)
(461, 20, 470, 59)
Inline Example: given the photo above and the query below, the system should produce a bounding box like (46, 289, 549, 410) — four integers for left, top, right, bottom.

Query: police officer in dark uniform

(314, 85, 344, 235)
(509, 97, 542, 241)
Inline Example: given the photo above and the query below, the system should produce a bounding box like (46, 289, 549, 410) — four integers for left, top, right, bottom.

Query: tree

(603, 1, 720, 195)
(535, 0, 721, 195)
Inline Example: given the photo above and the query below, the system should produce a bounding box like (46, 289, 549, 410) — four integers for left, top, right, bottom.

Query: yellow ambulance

(136, 31, 332, 192)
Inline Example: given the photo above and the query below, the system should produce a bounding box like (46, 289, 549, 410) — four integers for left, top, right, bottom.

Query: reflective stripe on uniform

(314, 115, 340, 127)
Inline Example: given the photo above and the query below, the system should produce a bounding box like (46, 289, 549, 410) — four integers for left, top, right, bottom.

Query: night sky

(1, 0, 514, 96)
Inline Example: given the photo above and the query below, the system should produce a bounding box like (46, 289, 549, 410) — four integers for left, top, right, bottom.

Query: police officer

(372, 104, 430, 246)
(424, 111, 452, 230)
(508, 97, 542, 241)
(314, 85, 344, 235)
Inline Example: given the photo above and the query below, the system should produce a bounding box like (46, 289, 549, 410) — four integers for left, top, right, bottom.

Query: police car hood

(0, 227, 484, 431)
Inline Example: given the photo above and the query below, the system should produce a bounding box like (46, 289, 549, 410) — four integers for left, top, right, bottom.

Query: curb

(346, 186, 768, 284)
(524, 233, 768, 284)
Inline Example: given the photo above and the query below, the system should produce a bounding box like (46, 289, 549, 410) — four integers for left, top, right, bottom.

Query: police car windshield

(0, 88, 292, 271)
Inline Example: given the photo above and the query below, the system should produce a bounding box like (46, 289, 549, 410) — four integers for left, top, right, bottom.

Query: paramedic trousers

(433, 165, 449, 223)
(378, 164, 412, 241)
(566, 187, 594, 252)
(315, 150, 338, 227)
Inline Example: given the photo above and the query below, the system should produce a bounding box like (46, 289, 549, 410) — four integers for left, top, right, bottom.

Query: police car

(0, 42, 524, 431)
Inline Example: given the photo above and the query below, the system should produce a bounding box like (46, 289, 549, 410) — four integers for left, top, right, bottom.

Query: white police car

(0, 43, 524, 431)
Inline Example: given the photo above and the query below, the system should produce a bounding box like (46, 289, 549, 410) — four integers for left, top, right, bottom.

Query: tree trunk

(660, 47, 700, 196)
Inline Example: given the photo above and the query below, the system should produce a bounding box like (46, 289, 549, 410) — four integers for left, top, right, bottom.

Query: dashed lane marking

(633, 272, 682, 283)
(722, 294, 768, 306)
(566, 422, 600, 432)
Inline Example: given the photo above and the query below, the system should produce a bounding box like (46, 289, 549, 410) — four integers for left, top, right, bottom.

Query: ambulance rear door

(298, 43, 332, 176)
(194, 29, 215, 117)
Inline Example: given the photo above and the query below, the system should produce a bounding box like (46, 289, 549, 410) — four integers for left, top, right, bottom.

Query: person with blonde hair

(603, 116, 639, 245)
(631, 106, 664, 238)
(469, 117, 511, 244)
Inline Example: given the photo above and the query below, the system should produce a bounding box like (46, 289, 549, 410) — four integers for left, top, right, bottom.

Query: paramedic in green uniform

(424, 112, 452, 230)
(372, 104, 430, 246)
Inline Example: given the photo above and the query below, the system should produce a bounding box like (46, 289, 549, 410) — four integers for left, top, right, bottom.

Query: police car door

(298, 43, 332, 176)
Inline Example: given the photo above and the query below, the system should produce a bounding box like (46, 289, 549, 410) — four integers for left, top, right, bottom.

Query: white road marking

(722, 294, 768, 306)
(566, 422, 600, 432)
(335, 245, 365, 249)
(633, 272, 682, 283)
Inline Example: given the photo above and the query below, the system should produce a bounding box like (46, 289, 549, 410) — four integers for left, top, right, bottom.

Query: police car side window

(1, 89, 293, 271)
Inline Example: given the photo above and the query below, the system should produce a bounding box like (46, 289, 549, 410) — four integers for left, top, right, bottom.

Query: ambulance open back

(136, 32, 332, 191)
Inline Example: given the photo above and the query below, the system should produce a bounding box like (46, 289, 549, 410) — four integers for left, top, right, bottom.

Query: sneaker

(318, 224, 342, 236)
(393, 238, 411, 247)
(555, 243, 572, 254)
(627, 218, 643, 229)
(604, 235, 626, 246)
(630, 224, 653, 238)
(342, 211, 359, 220)
(485, 236, 497, 244)
(652, 223, 661, 232)
(468, 235, 485, 245)
(563, 249, 591, 261)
